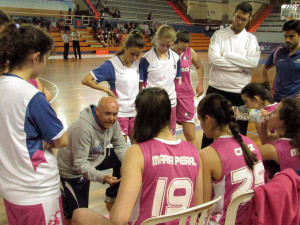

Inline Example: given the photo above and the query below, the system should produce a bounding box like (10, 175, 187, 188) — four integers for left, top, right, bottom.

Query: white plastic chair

(224, 191, 254, 225)
(141, 196, 222, 225)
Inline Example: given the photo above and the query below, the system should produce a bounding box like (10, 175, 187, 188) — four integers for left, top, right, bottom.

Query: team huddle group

(0, 1, 299, 225)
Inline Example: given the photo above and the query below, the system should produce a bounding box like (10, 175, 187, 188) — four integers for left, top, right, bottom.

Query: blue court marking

(247, 131, 258, 136)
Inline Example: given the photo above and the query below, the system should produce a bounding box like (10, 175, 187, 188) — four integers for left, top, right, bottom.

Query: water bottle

(233, 106, 265, 123)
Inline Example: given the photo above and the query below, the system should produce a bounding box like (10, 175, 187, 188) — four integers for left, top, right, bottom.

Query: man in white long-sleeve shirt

(202, 1, 261, 148)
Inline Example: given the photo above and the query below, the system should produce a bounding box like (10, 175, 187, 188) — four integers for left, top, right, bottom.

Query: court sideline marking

(39, 77, 59, 104)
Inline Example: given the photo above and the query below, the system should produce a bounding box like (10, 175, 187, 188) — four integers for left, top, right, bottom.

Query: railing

(6, 11, 203, 25)
(6, 11, 223, 34)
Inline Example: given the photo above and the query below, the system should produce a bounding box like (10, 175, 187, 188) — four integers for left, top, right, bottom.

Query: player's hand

(107, 90, 117, 98)
(44, 141, 54, 150)
(260, 109, 271, 123)
(195, 84, 203, 97)
(42, 87, 52, 102)
(103, 175, 121, 185)
(296, 92, 300, 101)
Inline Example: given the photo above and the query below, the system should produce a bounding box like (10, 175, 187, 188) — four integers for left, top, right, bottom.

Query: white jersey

(0, 74, 65, 205)
(62, 33, 70, 43)
(91, 56, 140, 117)
(139, 47, 181, 107)
(208, 26, 260, 93)
(71, 31, 80, 41)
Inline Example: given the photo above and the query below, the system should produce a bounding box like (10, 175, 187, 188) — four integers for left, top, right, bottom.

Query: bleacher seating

(254, 8, 285, 43)
(94, 0, 184, 24)
(51, 29, 210, 54)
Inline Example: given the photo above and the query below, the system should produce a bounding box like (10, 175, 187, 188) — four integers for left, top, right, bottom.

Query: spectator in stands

(99, 17, 104, 28)
(91, 18, 98, 32)
(107, 30, 113, 47)
(112, 29, 120, 46)
(62, 30, 70, 59)
(96, 0, 102, 12)
(136, 23, 145, 34)
(127, 22, 133, 33)
(202, 1, 260, 148)
(32, 16, 39, 26)
(262, 20, 300, 101)
(64, 22, 71, 31)
(71, 29, 82, 59)
(50, 18, 57, 32)
(97, 30, 108, 47)
(115, 8, 120, 18)
(147, 12, 153, 22)
(0, 10, 10, 32)
(22, 17, 30, 24)
(104, 1, 109, 13)
(68, 8, 72, 21)
(102, 28, 108, 43)
(57, 18, 64, 32)
(105, 21, 112, 30)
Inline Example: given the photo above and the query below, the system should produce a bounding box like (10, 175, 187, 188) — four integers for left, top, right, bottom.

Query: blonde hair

(156, 25, 176, 42)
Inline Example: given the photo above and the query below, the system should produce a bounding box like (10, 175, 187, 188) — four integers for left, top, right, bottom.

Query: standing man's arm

(208, 31, 243, 72)
(262, 64, 270, 83)
(262, 50, 275, 84)
(110, 122, 127, 162)
(191, 48, 204, 97)
(223, 36, 261, 69)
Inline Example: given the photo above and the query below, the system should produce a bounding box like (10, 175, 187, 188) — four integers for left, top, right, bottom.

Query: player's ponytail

(175, 29, 190, 44)
(197, 93, 258, 170)
(116, 30, 144, 56)
(241, 82, 274, 104)
(0, 23, 53, 73)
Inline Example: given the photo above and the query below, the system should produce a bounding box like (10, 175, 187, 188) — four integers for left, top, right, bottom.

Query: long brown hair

(280, 98, 300, 155)
(116, 31, 145, 56)
(197, 93, 258, 169)
(0, 23, 53, 73)
(133, 87, 171, 143)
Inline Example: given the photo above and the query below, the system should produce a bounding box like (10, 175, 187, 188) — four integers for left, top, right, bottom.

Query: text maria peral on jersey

(152, 155, 197, 166)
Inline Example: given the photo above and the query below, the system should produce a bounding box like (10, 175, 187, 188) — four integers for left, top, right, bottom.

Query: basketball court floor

(0, 52, 275, 224)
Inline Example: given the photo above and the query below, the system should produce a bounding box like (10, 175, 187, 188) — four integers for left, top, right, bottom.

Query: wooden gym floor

(0, 52, 275, 224)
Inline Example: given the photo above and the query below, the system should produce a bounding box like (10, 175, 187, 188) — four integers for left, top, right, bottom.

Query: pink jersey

(264, 103, 278, 133)
(128, 138, 200, 225)
(264, 102, 278, 112)
(28, 79, 38, 89)
(272, 138, 300, 171)
(175, 48, 194, 98)
(210, 135, 265, 225)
